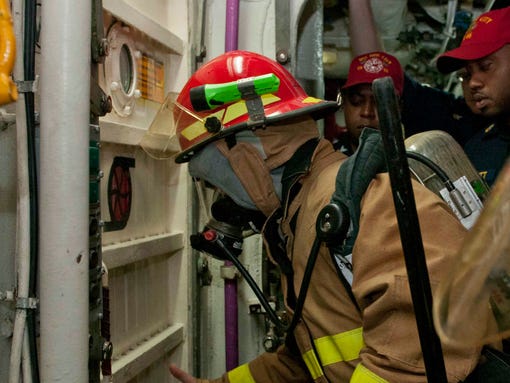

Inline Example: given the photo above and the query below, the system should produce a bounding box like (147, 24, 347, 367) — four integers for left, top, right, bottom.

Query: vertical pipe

(225, 0, 239, 52)
(39, 1, 91, 382)
(9, 1, 30, 382)
(224, 0, 240, 371)
(224, 266, 238, 370)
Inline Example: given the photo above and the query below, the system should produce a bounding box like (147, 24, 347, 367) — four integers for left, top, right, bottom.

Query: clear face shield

(141, 73, 283, 162)
(140, 92, 215, 160)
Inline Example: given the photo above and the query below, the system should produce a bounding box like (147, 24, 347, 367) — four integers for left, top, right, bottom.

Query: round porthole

(104, 22, 141, 117)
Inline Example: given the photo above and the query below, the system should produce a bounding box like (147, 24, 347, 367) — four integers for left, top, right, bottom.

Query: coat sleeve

(202, 341, 312, 383)
(352, 173, 482, 383)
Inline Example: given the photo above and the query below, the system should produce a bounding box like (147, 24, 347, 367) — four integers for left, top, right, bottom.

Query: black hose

(24, 0, 40, 381)
(406, 151, 455, 191)
(215, 235, 323, 333)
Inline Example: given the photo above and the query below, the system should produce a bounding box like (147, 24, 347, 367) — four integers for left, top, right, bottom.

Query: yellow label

(137, 55, 165, 103)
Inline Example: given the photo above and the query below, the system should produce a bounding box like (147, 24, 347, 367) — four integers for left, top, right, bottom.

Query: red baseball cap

(437, 7, 510, 73)
(342, 51, 404, 96)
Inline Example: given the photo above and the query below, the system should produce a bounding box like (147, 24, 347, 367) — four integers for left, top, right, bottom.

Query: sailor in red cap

(436, 6, 510, 185)
(436, 6, 510, 118)
(437, 7, 510, 75)
(347, 1, 510, 186)
(336, 51, 404, 155)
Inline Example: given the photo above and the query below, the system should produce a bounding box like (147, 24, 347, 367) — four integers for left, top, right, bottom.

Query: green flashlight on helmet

(189, 73, 280, 111)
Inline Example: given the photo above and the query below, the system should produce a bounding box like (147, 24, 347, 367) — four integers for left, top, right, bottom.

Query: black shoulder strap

(331, 128, 387, 257)
(315, 128, 387, 311)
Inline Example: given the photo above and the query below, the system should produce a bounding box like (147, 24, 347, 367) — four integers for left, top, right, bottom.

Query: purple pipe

(224, 261, 238, 370)
(225, 0, 240, 52)
(224, 0, 240, 371)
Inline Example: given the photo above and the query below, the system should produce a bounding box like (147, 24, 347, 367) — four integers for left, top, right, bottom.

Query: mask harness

(190, 137, 350, 333)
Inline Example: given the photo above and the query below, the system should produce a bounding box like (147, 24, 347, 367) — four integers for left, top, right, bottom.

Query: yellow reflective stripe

(302, 348, 325, 380)
(314, 327, 364, 366)
(179, 108, 224, 141)
(302, 96, 323, 104)
(223, 94, 280, 124)
(222, 100, 247, 125)
(180, 120, 207, 141)
(179, 94, 281, 142)
(351, 363, 389, 383)
(227, 363, 256, 383)
(301, 327, 364, 380)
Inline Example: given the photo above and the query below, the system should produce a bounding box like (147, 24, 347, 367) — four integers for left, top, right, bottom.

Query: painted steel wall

(99, 1, 193, 381)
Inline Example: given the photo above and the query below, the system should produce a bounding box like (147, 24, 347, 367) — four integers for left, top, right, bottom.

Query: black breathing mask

(190, 194, 266, 260)
(190, 193, 292, 331)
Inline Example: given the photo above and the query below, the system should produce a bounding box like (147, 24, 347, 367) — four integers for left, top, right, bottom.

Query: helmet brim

(175, 100, 339, 163)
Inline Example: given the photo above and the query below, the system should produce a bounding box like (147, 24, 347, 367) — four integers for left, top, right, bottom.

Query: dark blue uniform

(401, 75, 508, 186)
(463, 124, 510, 186)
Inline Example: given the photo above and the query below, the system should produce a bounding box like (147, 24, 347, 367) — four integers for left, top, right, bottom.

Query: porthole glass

(119, 44, 133, 93)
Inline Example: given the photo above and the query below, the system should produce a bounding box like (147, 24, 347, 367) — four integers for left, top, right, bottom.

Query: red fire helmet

(173, 50, 339, 163)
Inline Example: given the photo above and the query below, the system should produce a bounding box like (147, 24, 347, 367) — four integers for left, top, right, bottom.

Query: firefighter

(168, 50, 490, 382)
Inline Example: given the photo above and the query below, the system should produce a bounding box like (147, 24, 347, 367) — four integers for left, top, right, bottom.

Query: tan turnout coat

(201, 139, 483, 383)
